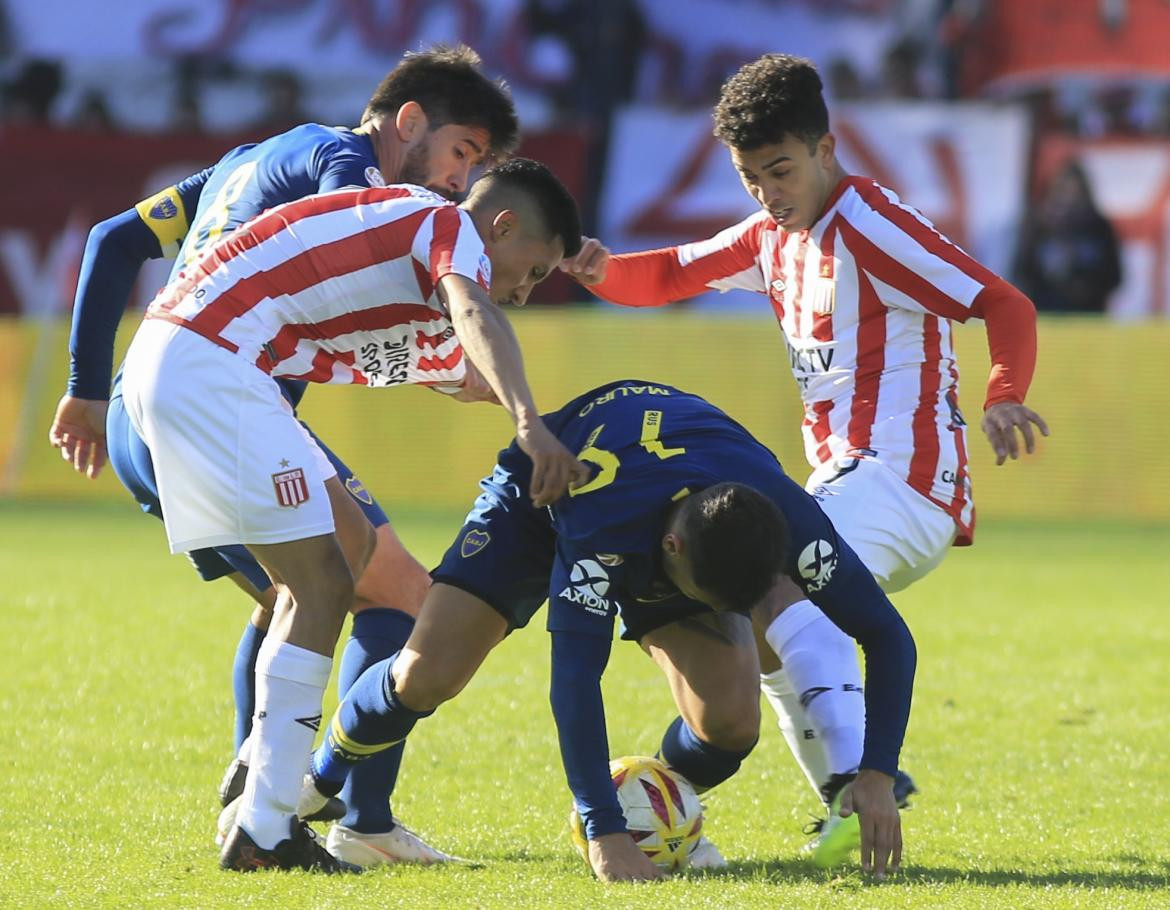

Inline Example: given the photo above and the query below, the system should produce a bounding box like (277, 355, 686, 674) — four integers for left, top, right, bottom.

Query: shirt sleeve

(969, 278, 1039, 409)
(313, 136, 373, 192)
(549, 630, 626, 840)
(836, 180, 1002, 322)
(68, 171, 208, 399)
(413, 206, 489, 292)
(588, 211, 770, 307)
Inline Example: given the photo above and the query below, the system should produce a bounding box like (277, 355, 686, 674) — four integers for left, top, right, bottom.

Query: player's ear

(662, 531, 684, 558)
(394, 101, 428, 141)
(490, 209, 517, 242)
(816, 132, 836, 165)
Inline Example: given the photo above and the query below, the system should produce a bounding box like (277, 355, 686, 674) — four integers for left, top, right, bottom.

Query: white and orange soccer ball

(569, 756, 704, 872)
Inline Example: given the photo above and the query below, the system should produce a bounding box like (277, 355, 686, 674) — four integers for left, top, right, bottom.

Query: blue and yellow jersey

(69, 124, 377, 401)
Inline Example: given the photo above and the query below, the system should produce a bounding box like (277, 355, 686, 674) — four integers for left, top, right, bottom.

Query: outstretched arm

(973, 280, 1050, 465)
(440, 274, 589, 505)
(51, 175, 208, 478)
(550, 630, 663, 882)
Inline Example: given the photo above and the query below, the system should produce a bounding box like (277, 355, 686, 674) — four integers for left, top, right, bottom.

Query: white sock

(763, 600, 865, 800)
(760, 667, 829, 802)
(235, 640, 332, 848)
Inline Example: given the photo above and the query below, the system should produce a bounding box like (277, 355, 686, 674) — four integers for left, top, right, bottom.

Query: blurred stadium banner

(0, 126, 588, 317)
(3, 311, 1168, 522)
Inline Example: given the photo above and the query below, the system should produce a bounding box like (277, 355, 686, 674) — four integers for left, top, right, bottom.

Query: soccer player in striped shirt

(118, 160, 589, 872)
(50, 46, 525, 866)
(562, 54, 1049, 865)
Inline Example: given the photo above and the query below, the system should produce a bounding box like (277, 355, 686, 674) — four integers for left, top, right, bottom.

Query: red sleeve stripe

(428, 206, 463, 284)
(189, 206, 431, 338)
(907, 315, 943, 495)
(849, 180, 1000, 288)
(838, 219, 971, 322)
(846, 268, 887, 450)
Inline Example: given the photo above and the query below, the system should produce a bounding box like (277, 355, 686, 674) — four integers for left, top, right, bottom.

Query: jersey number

(184, 160, 259, 264)
(568, 410, 685, 498)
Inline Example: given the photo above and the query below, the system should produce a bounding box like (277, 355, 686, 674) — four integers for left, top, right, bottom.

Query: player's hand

(587, 833, 665, 882)
(981, 401, 1050, 466)
(559, 236, 610, 286)
(48, 395, 109, 479)
(838, 769, 901, 880)
(515, 418, 591, 507)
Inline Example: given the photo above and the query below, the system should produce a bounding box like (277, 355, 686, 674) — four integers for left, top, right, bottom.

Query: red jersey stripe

(849, 178, 1000, 288)
(837, 219, 971, 321)
(907, 315, 943, 495)
(809, 398, 835, 464)
(846, 267, 887, 450)
(262, 302, 450, 364)
(429, 206, 462, 284)
(189, 207, 432, 339)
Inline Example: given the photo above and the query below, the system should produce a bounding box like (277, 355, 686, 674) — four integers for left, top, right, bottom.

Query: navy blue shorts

(107, 374, 388, 592)
(432, 443, 557, 631)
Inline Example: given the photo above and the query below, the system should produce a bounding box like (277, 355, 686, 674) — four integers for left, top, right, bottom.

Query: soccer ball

(569, 756, 704, 872)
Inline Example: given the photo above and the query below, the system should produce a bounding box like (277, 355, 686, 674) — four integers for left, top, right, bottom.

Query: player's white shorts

(806, 456, 957, 593)
(120, 319, 337, 554)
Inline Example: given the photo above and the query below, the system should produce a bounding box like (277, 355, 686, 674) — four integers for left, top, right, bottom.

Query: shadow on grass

(692, 857, 1170, 890)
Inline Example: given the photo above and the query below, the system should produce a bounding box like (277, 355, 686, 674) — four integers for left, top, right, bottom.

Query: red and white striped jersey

(599, 177, 1009, 542)
(145, 184, 488, 388)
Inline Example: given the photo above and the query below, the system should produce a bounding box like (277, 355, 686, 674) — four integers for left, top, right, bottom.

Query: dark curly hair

(680, 482, 789, 612)
(713, 54, 829, 153)
(362, 44, 519, 162)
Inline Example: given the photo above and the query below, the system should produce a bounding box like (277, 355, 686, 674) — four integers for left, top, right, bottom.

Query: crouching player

(308, 380, 916, 880)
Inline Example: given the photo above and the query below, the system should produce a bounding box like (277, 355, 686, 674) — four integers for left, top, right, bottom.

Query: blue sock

(311, 651, 433, 797)
(231, 622, 267, 751)
(336, 608, 414, 833)
(659, 716, 756, 792)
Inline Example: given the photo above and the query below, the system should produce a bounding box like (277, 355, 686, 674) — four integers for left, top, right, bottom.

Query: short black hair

(363, 44, 519, 162)
(476, 158, 582, 257)
(681, 482, 789, 612)
(713, 54, 829, 153)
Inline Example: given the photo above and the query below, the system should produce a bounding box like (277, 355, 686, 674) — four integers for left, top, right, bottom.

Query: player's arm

(561, 212, 771, 306)
(51, 171, 210, 478)
(971, 281, 1050, 465)
(548, 584, 664, 882)
(843, 185, 1049, 464)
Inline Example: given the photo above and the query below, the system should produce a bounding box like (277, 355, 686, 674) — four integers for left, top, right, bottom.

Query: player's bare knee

(692, 707, 760, 753)
(390, 650, 460, 713)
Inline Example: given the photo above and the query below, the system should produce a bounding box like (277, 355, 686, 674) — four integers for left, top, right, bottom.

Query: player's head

(713, 54, 841, 232)
(363, 44, 520, 198)
(661, 482, 789, 613)
(463, 157, 582, 307)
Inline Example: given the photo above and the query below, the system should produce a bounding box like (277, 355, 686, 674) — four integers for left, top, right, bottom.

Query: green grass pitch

(1, 501, 1167, 909)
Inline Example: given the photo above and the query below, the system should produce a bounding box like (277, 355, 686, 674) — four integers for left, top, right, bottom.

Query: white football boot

(326, 819, 470, 867)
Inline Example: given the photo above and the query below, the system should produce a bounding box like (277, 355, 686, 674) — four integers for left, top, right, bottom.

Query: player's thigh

(352, 523, 430, 616)
(247, 531, 355, 652)
(392, 583, 510, 712)
(302, 423, 428, 615)
(325, 475, 377, 585)
(640, 612, 761, 751)
(807, 458, 955, 593)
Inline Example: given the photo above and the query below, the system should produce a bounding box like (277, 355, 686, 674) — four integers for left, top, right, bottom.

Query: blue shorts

(432, 444, 557, 631)
(432, 441, 710, 641)
(106, 373, 388, 592)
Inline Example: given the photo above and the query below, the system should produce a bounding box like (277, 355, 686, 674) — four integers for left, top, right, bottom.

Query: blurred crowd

(4, 0, 1166, 315)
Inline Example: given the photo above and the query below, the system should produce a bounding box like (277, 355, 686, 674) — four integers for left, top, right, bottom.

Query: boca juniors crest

(273, 468, 310, 508)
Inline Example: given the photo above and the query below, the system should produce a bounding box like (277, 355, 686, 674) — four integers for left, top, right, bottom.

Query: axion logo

(559, 558, 613, 615)
(797, 539, 838, 592)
